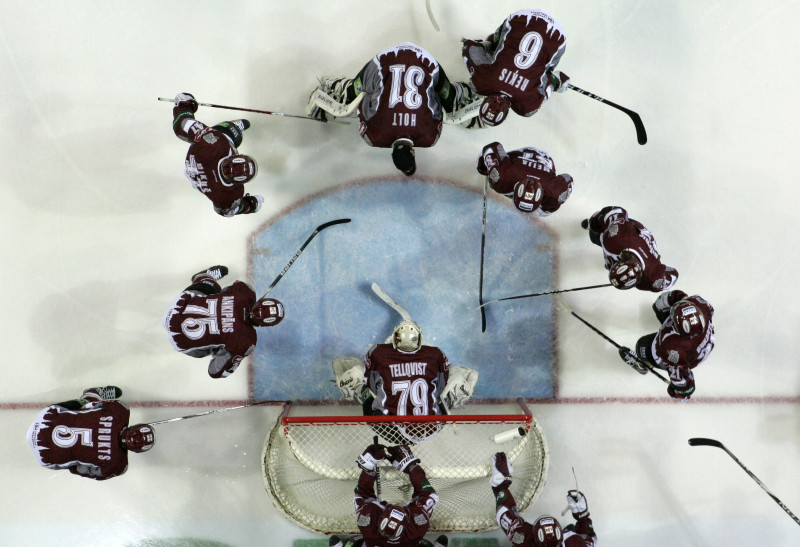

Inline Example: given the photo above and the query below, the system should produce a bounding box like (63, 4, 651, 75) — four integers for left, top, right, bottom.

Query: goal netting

(261, 399, 548, 534)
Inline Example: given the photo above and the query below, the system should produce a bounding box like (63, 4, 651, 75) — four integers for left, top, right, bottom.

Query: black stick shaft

(373, 435, 382, 501)
(478, 283, 612, 309)
(555, 295, 669, 384)
(479, 178, 489, 332)
(260, 219, 351, 299)
(689, 438, 800, 526)
(566, 84, 647, 145)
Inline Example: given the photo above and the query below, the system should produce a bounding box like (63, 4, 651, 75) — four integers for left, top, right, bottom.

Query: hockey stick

(148, 400, 289, 426)
(688, 438, 800, 526)
(476, 283, 612, 309)
(260, 219, 352, 299)
(566, 84, 647, 145)
(374, 435, 382, 501)
(444, 98, 482, 125)
(479, 177, 489, 332)
(157, 97, 347, 125)
(554, 295, 669, 384)
(425, 0, 440, 32)
(370, 282, 412, 321)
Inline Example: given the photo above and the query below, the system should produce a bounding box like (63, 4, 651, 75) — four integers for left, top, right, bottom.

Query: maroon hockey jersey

(173, 107, 246, 213)
(653, 295, 715, 394)
(358, 42, 444, 149)
(27, 400, 131, 480)
(163, 280, 258, 379)
(481, 144, 572, 215)
(593, 209, 678, 292)
(354, 465, 438, 547)
(365, 344, 450, 416)
(463, 9, 566, 116)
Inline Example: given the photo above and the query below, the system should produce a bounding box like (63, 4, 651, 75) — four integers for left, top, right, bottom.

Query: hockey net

(261, 399, 548, 534)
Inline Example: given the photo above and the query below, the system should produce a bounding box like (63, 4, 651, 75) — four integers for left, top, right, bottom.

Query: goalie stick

(476, 283, 612, 309)
(444, 98, 482, 125)
(373, 435, 382, 501)
(260, 219, 351, 299)
(554, 294, 669, 384)
(148, 400, 289, 426)
(425, 0, 440, 32)
(688, 438, 800, 526)
(157, 97, 348, 125)
(566, 84, 647, 145)
(370, 282, 412, 321)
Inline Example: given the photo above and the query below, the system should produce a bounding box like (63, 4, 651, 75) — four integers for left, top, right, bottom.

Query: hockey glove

(174, 92, 198, 113)
(550, 71, 570, 93)
(387, 445, 420, 473)
(356, 444, 386, 473)
(668, 383, 694, 401)
(489, 452, 513, 487)
(619, 347, 648, 375)
(567, 490, 590, 519)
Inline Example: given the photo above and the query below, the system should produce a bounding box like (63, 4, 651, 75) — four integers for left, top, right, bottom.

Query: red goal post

(261, 398, 549, 534)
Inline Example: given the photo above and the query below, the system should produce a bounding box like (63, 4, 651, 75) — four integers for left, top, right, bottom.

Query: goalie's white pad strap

(444, 98, 483, 124)
(312, 90, 365, 117)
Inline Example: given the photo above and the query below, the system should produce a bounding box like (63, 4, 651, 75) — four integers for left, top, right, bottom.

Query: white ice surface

(2, 1, 799, 546)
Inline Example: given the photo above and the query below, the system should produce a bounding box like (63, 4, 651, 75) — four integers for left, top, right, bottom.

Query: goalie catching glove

(440, 365, 479, 410)
(356, 443, 386, 474)
(386, 445, 420, 473)
(566, 490, 590, 519)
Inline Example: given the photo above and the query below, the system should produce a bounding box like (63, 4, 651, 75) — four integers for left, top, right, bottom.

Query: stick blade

(688, 437, 724, 448)
(631, 113, 648, 145)
(317, 218, 351, 230)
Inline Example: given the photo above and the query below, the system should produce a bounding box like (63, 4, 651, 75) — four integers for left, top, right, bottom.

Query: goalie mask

(512, 179, 544, 214)
(609, 252, 643, 289)
(378, 505, 409, 540)
(670, 300, 706, 338)
(120, 424, 155, 453)
(219, 154, 258, 184)
(532, 515, 563, 547)
(392, 320, 422, 352)
(479, 94, 511, 127)
(249, 298, 285, 327)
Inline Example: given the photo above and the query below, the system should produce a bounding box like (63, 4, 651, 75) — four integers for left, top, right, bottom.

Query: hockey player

(619, 290, 715, 400)
(477, 141, 573, 216)
(333, 319, 478, 416)
(27, 386, 155, 480)
(583, 206, 679, 292)
(163, 265, 284, 379)
(328, 443, 447, 547)
(462, 9, 569, 128)
(489, 453, 597, 546)
(306, 42, 478, 176)
(172, 92, 263, 217)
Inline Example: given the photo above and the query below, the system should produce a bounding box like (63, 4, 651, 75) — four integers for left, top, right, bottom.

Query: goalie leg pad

(333, 358, 367, 404)
(440, 365, 479, 409)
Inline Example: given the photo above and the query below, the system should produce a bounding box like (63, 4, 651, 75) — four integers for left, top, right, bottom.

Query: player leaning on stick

(489, 453, 597, 546)
(619, 290, 716, 400)
(163, 265, 284, 379)
(27, 387, 154, 480)
(477, 142, 573, 217)
(462, 9, 569, 128)
(171, 92, 263, 217)
(306, 42, 480, 176)
(328, 443, 447, 547)
(583, 206, 679, 291)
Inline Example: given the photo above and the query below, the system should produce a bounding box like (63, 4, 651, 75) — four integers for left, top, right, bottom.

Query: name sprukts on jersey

(221, 295, 236, 333)
(389, 362, 428, 377)
(97, 415, 114, 460)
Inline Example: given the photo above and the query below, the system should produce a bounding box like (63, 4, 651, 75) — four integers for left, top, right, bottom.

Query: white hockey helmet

(392, 320, 422, 352)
